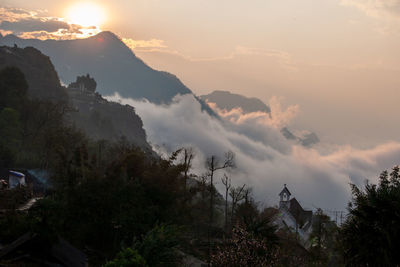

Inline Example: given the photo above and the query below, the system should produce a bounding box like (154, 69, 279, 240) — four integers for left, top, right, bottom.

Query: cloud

(105, 93, 400, 212)
(0, 18, 69, 34)
(122, 38, 167, 50)
(341, 0, 400, 20)
(0, 7, 100, 40)
(0, 7, 36, 23)
(209, 96, 299, 129)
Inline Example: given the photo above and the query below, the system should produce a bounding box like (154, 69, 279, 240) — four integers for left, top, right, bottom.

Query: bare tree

(229, 184, 246, 226)
(206, 151, 235, 263)
(169, 147, 195, 196)
(243, 187, 253, 204)
(206, 151, 235, 226)
(221, 173, 231, 231)
(182, 147, 194, 194)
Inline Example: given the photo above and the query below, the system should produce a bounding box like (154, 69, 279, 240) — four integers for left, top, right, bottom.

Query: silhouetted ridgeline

(201, 90, 271, 114)
(0, 31, 213, 115)
(0, 45, 67, 101)
(0, 45, 151, 151)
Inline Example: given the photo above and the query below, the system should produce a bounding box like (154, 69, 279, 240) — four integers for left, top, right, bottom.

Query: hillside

(66, 87, 152, 151)
(0, 45, 67, 101)
(0, 32, 211, 111)
(0, 45, 152, 151)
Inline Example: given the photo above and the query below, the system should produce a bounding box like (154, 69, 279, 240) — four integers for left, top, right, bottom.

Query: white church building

(273, 184, 313, 246)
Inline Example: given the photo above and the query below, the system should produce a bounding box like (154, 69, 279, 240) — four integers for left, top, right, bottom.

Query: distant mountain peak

(91, 31, 121, 42)
(0, 31, 201, 105)
(200, 90, 271, 114)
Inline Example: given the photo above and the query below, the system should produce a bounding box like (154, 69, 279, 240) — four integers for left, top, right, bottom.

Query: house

(8, 170, 26, 188)
(274, 184, 313, 246)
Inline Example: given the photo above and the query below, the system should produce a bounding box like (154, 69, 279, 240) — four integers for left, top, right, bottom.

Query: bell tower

(279, 184, 291, 209)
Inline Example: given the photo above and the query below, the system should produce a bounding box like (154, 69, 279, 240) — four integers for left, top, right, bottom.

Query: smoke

(106, 93, 400, 211)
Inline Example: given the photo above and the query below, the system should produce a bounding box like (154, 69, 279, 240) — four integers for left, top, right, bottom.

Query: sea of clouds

(106, 93, 400, 212)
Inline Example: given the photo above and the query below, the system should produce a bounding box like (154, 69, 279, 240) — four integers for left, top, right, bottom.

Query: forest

(1, 66, 400, 266)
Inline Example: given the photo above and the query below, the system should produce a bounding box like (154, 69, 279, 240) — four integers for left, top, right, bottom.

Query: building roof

(279, 184, 291, 197)
(289, 198, 312, 227)
(9, 170, 25, 178)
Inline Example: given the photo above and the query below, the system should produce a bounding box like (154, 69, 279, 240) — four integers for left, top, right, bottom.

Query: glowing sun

(66, 2, 106, 27)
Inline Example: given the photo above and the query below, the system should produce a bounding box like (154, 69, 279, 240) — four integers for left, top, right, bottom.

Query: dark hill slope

(0, 32, 194, 105)
(0, 45, 152, 151)
(0, 45, 66, 100)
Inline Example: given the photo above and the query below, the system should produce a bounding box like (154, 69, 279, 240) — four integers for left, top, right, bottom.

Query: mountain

(0, 45, 67, 101)
(200, 90, 271, 113)
(66, 87, 152, 151)
(0, 32, 211, 112)
(0, 45, 152, 151)
(202, 90, 319, 147)
(281, 127, 320, 147)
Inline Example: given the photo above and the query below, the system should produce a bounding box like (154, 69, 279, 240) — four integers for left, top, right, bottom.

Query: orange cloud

(122, 38, 167, 51)
(0, 7, 100, 40)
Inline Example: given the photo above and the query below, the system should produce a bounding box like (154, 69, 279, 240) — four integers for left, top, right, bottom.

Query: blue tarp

(9, 170, 25, 178)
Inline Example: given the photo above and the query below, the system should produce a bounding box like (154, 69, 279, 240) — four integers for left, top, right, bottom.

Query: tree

(308, 208, 338, 265)
(104, 248, 147, 267)
(182, 147, 194, 194)
(136, 224, 181, 267)
(206, 151, 235, 226)
(0, 67, 28, 110)
(0, 108, 22, 166)
(221, 173, 231, 231)
(206, 152, 235, 262)
(340, 166, 400, 266)
(229, 184, 246, 226)
(211, 225, 277, 267)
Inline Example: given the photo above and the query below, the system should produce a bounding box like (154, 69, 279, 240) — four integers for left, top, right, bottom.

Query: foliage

(211, 225, 277, 267)
(308, 209, 340, 266)
(137, 224, 181, 267)
(0, 67, 28, 110)
(235, 200, 278, 244)
(104, 248, 147, 267)
(340, 166, 400, 266)
(0, 107, 22, 166)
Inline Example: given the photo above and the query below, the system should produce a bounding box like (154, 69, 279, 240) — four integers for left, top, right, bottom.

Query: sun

(66, 2, 106, 27)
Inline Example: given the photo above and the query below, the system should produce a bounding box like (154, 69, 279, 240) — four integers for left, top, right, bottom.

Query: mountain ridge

(0, 45, 152, 151)
(0, 31, 197, 105)
(200, 90, 271, 114)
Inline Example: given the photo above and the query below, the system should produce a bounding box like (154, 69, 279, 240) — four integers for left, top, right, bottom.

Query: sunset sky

(1, 0, 400, 148)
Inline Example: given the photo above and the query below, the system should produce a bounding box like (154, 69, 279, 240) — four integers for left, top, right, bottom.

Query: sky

(1, 0, 400, 147)
(2, 0, 400, 210)
(2, 0, 400, 148)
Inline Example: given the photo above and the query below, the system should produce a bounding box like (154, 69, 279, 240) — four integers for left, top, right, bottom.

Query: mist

(106, 93, 400, 212)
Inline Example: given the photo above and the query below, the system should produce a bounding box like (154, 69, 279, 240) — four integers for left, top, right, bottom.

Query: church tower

(279, 184, 291, 209)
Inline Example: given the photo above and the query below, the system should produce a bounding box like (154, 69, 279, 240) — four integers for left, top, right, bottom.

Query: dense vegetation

(1, 66, 400, 266)
(340, 167, 400, 266)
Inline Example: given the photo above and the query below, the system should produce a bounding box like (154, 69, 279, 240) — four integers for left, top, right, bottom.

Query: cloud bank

(106, 93, 400, 212)
(0, 7, 100, 39)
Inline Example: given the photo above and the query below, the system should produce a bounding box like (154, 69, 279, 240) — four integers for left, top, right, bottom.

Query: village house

(8, 170, 26, 189)
(274, 184, 313, 246)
